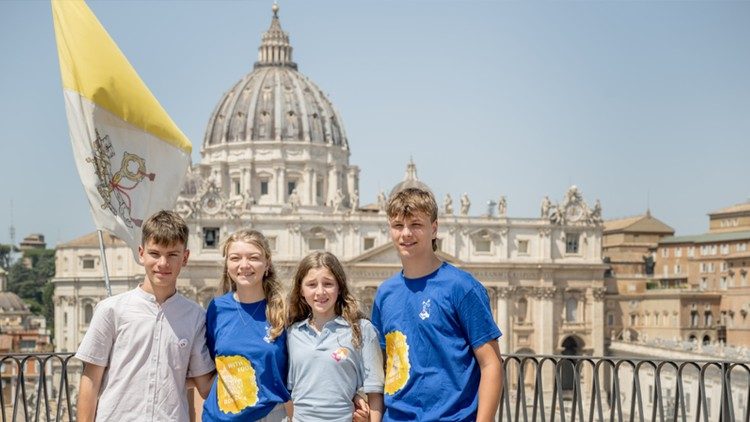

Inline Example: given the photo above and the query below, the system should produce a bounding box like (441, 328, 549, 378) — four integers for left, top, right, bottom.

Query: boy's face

(138, 239, 189, 290)
(389, 211, 437, 261)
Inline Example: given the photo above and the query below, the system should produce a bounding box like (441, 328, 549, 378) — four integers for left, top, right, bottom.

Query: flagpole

(97, 230, 113, 297)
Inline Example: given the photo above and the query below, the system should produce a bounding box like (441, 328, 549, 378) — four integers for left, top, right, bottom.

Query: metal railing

(2, 352, 748, 421)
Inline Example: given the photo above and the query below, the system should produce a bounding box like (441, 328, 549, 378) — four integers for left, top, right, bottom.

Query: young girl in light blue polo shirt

(287, 251, 385, 422)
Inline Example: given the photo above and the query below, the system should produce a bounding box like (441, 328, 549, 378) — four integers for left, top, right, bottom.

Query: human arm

(366, 393, 383, 422)
(352, 394, 369, 422)
(284, 401, 293, 419)
(187, 371, 215, 399)
(76, 362, 106, 422)
(473, 340, 503, 422)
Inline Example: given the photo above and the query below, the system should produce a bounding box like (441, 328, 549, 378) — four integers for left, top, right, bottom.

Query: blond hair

(141, 210, 189, 247)
(288, 251, 366, 349)
(387, 188, 439, 251)
(220, 229, 285, 341)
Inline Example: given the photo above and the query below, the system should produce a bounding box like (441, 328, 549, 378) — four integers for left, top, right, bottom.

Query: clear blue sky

(1, 0, 749, 247)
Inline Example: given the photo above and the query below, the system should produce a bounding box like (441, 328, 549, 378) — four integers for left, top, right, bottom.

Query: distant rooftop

(708, 201, 750, 216)
(603, 212, 674, 235)
(660, 230, 750, 245)
(58, 232, 126, 249)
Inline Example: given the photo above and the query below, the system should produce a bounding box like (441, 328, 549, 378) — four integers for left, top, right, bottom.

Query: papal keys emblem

(86, 129, 155, 228)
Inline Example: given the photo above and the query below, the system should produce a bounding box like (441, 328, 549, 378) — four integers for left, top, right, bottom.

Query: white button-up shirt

(76, 287, 214, 421)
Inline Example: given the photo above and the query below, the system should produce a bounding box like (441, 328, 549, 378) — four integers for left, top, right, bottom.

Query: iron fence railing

(1, 352, 748, 421)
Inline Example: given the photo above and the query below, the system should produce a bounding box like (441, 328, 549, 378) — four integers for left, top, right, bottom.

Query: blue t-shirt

(371, 262, 502, 421)
(202, 293, 291, 421)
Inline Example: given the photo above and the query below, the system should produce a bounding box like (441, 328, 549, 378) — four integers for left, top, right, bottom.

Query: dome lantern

(255, 3, 297, 70)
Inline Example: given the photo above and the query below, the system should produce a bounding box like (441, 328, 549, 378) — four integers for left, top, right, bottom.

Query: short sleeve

(457, 284, 502, 349)
(187, 312, 215, 378)
(75, 301, 115, 367)
(360, 321, 384, 393)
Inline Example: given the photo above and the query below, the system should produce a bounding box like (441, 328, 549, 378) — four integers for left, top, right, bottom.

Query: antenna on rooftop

(9, 199, 15, 246)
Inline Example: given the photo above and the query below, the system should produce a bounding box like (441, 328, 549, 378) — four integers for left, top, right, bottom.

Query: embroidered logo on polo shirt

(178, 338, 188, 348)
(419, 299, 431, 320)
(331, 347, 349, 362)
(216, 355, 259, 414)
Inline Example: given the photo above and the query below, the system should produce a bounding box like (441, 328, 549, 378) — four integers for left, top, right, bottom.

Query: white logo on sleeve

(419, 299, 431, 320)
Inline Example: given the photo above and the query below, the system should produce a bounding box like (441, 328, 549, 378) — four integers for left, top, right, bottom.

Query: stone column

(534, 285, 557, 396)
(276, 167, 285, 205)
(305, 167, 314, 206)
(591, 286, 606, 356)
(496, 286, 514, 355)
(327, 165, 338, 206)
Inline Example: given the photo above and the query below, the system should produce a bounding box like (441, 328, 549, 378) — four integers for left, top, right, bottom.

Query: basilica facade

(53, 6, 607, 359)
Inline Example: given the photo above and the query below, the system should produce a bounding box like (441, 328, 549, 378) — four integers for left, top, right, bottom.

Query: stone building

(52, 5, 607, 360)
(606, 201, 750, 348)
(601, 212, 675, 343)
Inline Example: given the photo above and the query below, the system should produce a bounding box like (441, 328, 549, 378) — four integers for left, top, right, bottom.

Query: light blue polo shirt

(287, 317, 384, 422)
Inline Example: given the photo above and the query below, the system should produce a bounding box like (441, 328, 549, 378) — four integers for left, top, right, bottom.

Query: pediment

(347, 242, 464, 266)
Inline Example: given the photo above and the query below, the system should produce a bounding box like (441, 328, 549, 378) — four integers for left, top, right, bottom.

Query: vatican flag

(52, 0, 192, 259)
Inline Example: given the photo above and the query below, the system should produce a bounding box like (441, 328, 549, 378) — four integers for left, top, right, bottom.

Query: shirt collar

(300, 316, 350, 329)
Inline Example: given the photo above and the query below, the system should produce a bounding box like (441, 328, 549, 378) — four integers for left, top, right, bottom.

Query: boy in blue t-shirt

(371, 187, 503, 421)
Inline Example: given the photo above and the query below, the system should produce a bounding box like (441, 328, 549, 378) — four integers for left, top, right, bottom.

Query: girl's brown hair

(288, 251, 366, 348)
(220, 229, 285, 341)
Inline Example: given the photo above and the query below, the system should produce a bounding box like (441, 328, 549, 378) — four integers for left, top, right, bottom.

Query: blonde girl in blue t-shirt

(286, 251, 384, 422)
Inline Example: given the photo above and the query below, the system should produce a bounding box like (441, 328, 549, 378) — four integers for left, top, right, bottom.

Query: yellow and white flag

(52, 0, 192, 258)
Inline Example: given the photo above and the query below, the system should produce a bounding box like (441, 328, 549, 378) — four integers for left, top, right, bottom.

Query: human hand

(352, 394, 369, 422)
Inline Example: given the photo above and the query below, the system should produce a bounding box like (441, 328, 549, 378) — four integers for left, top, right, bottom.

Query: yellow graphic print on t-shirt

(216, 355, 258, 414)
(384, 331, 410, 395)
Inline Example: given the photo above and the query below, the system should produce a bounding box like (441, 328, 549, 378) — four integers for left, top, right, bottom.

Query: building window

(607, 313, 614, 326)
(232, 178, 241, 196)
(738, 243, 748, 252)
(674, 263, 681, 274)
(630, 314, 636, 326)
(688, 247, 695, 257)
(711, 245, 718, 255)
(518, 240, 529, 255)
(708, 263, 715, 272)
(516, 298, 528, 323)
(675, 247, 682, 257)
(474, 239, 491, 253)
(308, 238, 326, 251)
(565, 233, 579, 254)
(690, 311, 699, 327)
(267, 236, 277, 252)
(82, 258, 95, 269)
(700, 278, 708, 290)
(203, 227, 220, 249)
(721, 262, 728, 272)
(720, 277, 727, 290)
(287, 180, 297, 196)
(316, 179, 324, 203)
(84, 303, 94, 324)
(565, 298, 578, 322)
(19, 340, 36, 351)
(363, 237, 375, 251)
(260, 179, 269, 196)
(662, 248, 669, 258)
(705, 312, 713, 327)
(721, 244, 729, 255)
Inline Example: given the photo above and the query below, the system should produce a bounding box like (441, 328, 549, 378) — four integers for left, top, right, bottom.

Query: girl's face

(301, 266, 340, 320)
(226, 240, 268, 289)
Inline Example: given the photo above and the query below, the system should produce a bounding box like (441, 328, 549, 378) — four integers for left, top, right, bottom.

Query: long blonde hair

(288, 251, 365, 348)
(220, 229, 285, 341)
